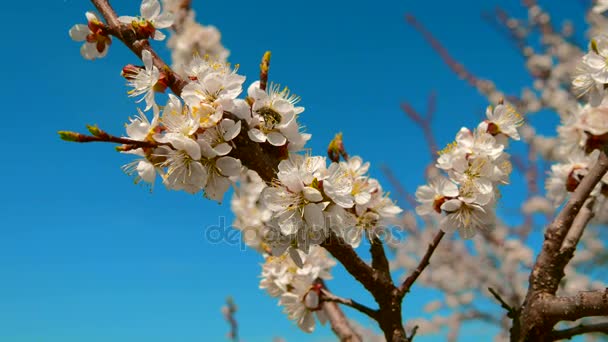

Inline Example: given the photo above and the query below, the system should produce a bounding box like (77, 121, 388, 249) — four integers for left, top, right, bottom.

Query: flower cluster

(118, 0, 174, 41)
(161, 0, 230, 76)
(259, 154, 401, 258)
(415, 104, 522, 238)
(572, 35, 608, 105)
(545, 34, 608, 212)
(259, 246, 335, 333)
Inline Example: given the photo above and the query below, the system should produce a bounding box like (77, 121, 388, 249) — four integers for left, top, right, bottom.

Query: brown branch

(380, 165, 418, 209)
(489, 287, 515, 315)
(59, 130, 159, 149)
(405, 14, 479, 88)
(521, 0, 555, 36)
(398, 230, 445, 297)
(559, 197, 595, 255)
(321, 232, 407, 341)
(527, 150, 608, 295)
(370, 236, 391, 282)
(518, 150, 608, 341)
(321, 300, 363, 342)
(405, 326, 419, 342)
(320, 288, 379, 320)
(550, 322, 608, 341)
(544, 290, 608, 323)
(91, 0, 188, 95)
(222, 297, 239, 342)
(320, 232, 388, 296)
(317, 280, 363, 342)
(85, 2, 364, 341)
(405, 14, 523, 107)
(400, 92, 438, 158)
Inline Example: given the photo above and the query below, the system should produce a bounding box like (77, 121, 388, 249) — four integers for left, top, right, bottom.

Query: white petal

(141, 49, 154, 70)
(304, 203, 324, 230)
(248, 128, 267, 143)
(141, 0, 160, 20)
(303, 187, 323, 202)
(216, 157, 242, 177)
(152, 30, 166, 41)
(118, 16, 137, 24)
(441, 199, 462, 212)
(214, 143, 232, 156)
(84, 12, 98, 22)
(69, 24, 89, 41)
(278, 210, 304, 235)
(222, 120, 241, 141)
(267, 132, 287, 146)
(205, 174, 231, 202)
(153, 12, 174, 28)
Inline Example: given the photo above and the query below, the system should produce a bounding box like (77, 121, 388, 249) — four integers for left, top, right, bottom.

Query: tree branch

(518, 150, 608, 341)
(91, 0, 188, 95)
(86, 2, 362, 341)
(528, 150, 608, 295)
(544, 290, 608, 322)
(370, 236, 392, 282)
(559, 197, 595, 255)
(321, 232, 389, 296)
(398, 230, 445, 297)
(489, 287, 515, 316)
(550, 322, 608, 341)
(320, 288, 379, 320)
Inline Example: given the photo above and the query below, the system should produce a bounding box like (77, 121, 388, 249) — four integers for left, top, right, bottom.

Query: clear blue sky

(0, 0, 590, 341)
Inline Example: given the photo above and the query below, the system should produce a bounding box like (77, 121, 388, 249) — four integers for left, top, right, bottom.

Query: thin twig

(550, 322, 608, 341)
(320, 288, 379, 320)
(398, 230, 445, 297)
(91, 0, 188, 95)
(488, 287, 515, 315)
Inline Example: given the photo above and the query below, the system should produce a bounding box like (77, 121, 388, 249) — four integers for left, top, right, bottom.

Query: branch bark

(550, 321, 608, 341)
(544, 290, 608, 322)
(517, 150, 608, 341)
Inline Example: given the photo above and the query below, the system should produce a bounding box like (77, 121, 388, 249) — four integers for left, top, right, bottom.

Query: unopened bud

(121, 64, 142, 80)
(327, 132, 348, 163)
(86, 124, 107, 137)
(58, 131, 82, 142)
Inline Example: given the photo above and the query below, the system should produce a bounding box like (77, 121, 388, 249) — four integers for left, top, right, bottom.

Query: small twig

(400, 95, 439, 158)
(317, 280, 363, 342)
(59, 130, 159, 149)
(488, 287, 515, 316)
(91, 0, 188, 95)
(405, 325, 419, 342)
(320, 288, 379, 320)
(398, 230, 445, 297)
(222, 297, 239, 342)
(379, 165, 418, 209)
(550, 322, 608, 341)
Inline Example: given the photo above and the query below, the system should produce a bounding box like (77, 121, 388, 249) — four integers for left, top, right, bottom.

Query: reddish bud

(121, 64, 142, 79)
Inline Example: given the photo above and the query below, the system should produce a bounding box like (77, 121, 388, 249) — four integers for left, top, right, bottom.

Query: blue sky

(0, 0, 593, 341)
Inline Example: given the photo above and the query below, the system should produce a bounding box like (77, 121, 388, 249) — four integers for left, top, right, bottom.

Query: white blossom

(118, 0, 174, 41)
(126, 50, 159, 111)
(69, 12, 111, 60)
